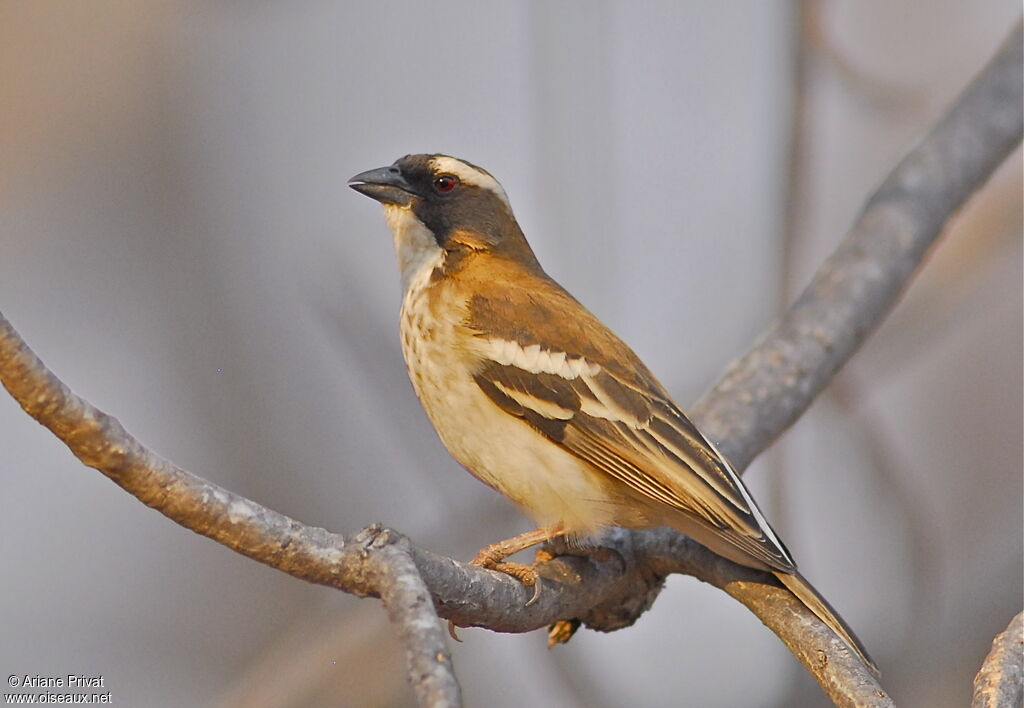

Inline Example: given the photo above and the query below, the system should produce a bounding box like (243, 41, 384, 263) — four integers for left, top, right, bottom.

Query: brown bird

(349, 153, 876, 673)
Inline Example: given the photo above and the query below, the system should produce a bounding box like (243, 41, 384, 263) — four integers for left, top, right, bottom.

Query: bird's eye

(433, 174, 459, 193)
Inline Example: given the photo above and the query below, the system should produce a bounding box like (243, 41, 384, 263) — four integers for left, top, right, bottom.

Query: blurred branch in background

(767, 0, 813, 530)
(1, 18, 1020, 708)
(803, 2, 928, 115)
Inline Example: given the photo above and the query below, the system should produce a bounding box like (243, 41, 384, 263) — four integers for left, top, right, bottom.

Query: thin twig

(1, 19, 1020, 708)
(972, 612, 1024, 708)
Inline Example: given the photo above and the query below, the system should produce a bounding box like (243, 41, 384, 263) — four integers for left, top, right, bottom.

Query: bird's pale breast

(399, 274, 621, 536)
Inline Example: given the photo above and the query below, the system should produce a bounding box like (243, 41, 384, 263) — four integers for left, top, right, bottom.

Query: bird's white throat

(383, 205, 444, 293)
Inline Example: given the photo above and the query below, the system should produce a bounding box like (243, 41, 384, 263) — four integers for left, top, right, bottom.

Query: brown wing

(465, 275, 795, 574)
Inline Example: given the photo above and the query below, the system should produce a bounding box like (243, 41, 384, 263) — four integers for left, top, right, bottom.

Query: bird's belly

(399, 291, 617, 535)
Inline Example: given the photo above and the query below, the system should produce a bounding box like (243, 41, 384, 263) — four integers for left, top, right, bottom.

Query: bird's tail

(775, 571, 879, 676)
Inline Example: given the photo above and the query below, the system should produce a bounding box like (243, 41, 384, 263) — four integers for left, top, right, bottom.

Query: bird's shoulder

(447, 250, 666, 396)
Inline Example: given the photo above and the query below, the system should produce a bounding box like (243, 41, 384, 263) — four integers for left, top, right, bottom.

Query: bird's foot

(547, 618, 581, 646)
(470, 551, 542, 606)
(447, 527, 564, 641)
(467, 526, 565, 606)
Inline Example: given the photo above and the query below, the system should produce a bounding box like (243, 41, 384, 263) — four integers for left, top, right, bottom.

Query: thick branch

(972, 612, 1024, 708)
(365, 530, 462, 707)
(1, 21, 1020, 708)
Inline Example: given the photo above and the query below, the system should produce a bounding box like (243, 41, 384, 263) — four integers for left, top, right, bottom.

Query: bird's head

(349, 154, 538, 287)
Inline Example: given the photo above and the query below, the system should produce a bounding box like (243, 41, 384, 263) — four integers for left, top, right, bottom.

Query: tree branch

(1, 20, 1020, 708)
(692, 19, 1023, 468)
(972, 612, 1024, 708)
(364, 529, 462, 707)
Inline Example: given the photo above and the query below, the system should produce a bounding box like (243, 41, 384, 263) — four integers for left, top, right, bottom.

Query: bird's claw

(470, 555, 542, 607)
(524, 578, 542, 607)
(447, 620, 463, 642)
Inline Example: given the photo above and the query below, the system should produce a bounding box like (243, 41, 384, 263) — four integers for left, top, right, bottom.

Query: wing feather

(472, 355, 794, 573)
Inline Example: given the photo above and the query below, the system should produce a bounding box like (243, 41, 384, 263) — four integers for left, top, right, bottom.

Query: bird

(348, 153, 876, 673)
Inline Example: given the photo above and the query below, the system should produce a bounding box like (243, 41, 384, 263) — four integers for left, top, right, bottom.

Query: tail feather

(775, 571, 879, 676)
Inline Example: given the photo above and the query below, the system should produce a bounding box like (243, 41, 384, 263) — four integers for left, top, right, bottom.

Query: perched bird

(349, 153, 876, 673)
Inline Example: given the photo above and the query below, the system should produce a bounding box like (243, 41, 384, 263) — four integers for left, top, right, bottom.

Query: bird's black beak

(348, 165, 418, 207)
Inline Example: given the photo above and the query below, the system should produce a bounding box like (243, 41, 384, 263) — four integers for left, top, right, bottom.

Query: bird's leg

(447, 525, 566, 641)
(469, 524, 564, 605)
(447, 525, 563, 641)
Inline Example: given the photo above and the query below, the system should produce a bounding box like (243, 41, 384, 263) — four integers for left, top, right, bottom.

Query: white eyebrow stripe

(429, 156, 510, 207)
(480, 338, 601, 379)
(491, 381, 575, 420)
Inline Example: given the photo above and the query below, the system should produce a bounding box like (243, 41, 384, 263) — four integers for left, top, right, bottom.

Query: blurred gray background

(1, 2, 1020, 706)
